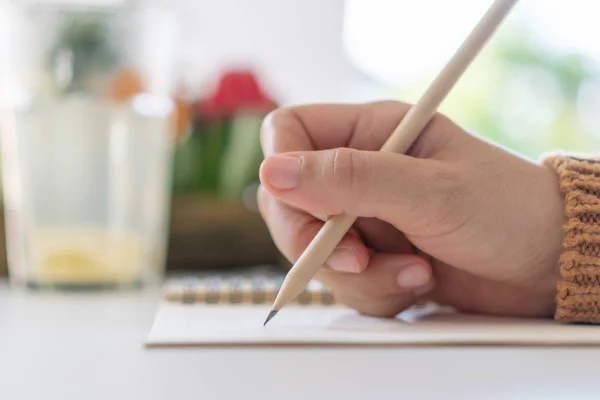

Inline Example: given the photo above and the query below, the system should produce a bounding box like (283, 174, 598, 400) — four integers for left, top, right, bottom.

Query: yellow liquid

(29, 228, 144, 286)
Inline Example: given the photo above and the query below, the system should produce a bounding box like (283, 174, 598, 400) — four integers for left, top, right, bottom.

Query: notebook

(147, 269, 600, 347)
(161, 268, 336, 306)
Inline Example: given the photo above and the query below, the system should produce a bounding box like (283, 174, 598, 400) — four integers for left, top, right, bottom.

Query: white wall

(176, 0, 362, 105)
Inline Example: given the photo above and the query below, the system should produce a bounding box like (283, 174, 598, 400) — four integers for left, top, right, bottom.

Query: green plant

(49, 11, 121, 94)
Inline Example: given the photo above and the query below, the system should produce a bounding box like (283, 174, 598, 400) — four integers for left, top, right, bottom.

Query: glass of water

(0, 0, 178, 289)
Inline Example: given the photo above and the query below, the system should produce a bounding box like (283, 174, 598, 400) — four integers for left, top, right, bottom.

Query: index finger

(260, 101, 412, 157)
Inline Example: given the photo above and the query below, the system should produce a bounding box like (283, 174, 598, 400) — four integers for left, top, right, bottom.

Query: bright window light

(343, 0, 600, 86)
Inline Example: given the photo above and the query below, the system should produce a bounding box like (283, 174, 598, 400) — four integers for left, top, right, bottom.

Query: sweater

(545, 155, 600, 323)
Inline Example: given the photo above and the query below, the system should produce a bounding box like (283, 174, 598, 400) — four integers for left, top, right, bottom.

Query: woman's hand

(258, 101, 564, 318)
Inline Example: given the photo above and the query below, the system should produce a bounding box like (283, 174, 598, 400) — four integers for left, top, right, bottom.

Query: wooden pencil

(264, 0, 520, 325)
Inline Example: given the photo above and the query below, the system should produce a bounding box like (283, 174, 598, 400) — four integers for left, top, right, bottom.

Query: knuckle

(426, 112, 455, 136)
(256, 185, 269, 218)
(260, 107, 294, 153)
(260, 110, 277, 147)
(411, 112, 461, 158)
(261, 107, 287, 131)
(430, 111, 451, 127)
(326, 148, 367, 195)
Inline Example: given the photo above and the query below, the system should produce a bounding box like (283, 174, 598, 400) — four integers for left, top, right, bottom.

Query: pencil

(264, 0, 519, 326)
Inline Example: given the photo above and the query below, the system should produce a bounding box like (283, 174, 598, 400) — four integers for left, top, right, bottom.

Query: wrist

(512, 163, 564, 317)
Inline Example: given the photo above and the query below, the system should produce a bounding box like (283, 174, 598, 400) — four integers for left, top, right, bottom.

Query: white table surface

(1, 278, 599, 400)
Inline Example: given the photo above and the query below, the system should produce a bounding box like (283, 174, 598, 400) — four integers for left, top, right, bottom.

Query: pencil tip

(263, 310, 278, 326)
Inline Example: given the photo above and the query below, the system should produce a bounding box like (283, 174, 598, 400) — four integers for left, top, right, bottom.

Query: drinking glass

(0, 0, 178, 289)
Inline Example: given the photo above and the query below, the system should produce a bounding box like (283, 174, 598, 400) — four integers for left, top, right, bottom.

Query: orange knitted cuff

(544, 155, 600, 323)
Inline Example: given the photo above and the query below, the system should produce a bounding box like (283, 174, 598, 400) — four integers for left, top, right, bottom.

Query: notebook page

(146, 303, 600, 346)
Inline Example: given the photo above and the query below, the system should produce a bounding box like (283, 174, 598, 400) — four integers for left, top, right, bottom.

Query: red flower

(196, 70, 277, 119)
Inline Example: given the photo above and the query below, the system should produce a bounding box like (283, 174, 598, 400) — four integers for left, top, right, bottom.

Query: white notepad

(146, 302, 600, 347)
(148, 272, 600, 347)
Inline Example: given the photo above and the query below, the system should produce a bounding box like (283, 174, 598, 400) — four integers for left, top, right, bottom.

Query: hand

(258, 101, 564, 318)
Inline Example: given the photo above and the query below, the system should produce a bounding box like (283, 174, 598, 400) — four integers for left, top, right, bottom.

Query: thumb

(259, 148, 452, 229)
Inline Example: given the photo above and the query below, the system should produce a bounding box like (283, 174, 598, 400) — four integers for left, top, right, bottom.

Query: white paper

(146, 303, 600, 347)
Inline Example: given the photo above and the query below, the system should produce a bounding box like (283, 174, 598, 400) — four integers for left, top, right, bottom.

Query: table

(1, 279, 599, 400)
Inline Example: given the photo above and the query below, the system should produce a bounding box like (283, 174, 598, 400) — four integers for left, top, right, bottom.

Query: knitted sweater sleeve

(544, 155, 600, 323)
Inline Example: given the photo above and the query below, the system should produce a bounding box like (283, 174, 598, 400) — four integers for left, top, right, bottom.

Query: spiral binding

(170, 274, 336, 305)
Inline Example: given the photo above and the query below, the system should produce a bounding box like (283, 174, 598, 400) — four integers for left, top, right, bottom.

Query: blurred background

(0, 0, 598, 284)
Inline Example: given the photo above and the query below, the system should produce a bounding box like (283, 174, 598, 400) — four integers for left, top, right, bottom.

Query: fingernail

(266, 155, 301, 190)
(327, 248, 359, 272)
(396, 265, 430, 288)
